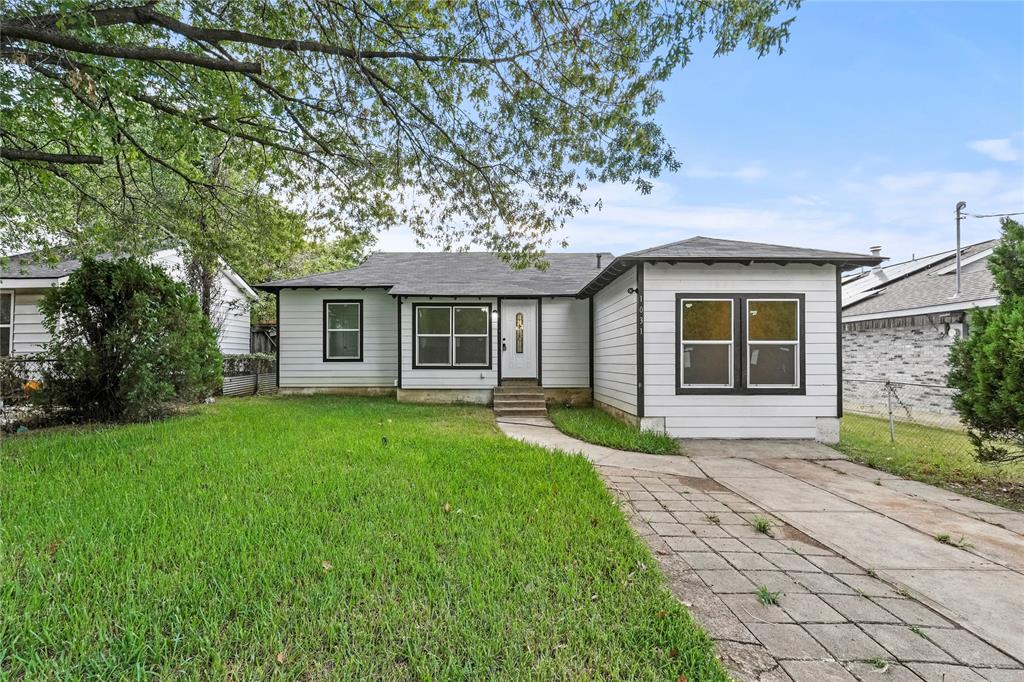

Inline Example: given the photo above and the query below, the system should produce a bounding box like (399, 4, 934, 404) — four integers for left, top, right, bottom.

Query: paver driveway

(498, 418, 1024, 682)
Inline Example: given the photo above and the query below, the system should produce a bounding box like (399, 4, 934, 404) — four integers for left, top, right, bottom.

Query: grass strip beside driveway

(836, 413, 1024, 511)
(1, 396, 725, 680)
(548, 405, 680, 455)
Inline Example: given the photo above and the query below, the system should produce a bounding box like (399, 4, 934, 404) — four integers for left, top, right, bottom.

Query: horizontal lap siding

(593, 269, 637, 415)
(11, 290, 50, 354)
(541, 298, 589, 388)
(643, 263, 838, 439)
(279, 288, 397, 387)
(215, 274, 252, 355)
(401, 296, 498, 389)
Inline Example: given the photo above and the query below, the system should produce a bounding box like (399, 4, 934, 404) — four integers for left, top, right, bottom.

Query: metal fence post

(886, 381, 896, 443)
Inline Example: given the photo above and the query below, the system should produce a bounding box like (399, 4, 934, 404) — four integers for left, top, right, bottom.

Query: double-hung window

(747, 299, 800, 388)
(323, 300, 362, 361)
(679, 298, 734, 388)
(677, 294, 803, 393)
(0, 292, 11, 357)
(414, 304, 490, 368)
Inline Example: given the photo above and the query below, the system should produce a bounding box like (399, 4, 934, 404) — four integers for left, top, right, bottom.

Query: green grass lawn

(548, 406, 680, 455)
(835, 413, 1024, 511)
(0, 396, 726, 680)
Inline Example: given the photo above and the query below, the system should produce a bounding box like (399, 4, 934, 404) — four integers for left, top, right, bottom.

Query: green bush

(38, 258, 222, 421)
(948, 218, 1024, 462)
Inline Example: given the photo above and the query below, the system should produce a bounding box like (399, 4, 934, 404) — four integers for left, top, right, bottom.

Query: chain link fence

(842, 378, 973, 457)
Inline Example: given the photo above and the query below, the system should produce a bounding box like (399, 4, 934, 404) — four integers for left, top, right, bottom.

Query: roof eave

(577, 255, 886, 297)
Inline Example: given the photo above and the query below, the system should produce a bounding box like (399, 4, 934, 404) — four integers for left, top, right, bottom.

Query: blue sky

(380, 1, 1024, 263)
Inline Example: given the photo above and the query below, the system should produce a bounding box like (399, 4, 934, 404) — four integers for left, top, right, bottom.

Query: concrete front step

(494, 397, 546, 405)
(495, 407, 549, 418)
(494, 385, 544, 393)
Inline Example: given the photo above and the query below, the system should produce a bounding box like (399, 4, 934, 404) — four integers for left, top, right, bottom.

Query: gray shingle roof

(256, 252, 612, 296)
(0, 250, 83, 278)
(577, 236, 883, 297)
(842, 239, 998, 317)
(624, 236, 879, 262)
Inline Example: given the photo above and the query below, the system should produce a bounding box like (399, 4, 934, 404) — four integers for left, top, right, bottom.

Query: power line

(969, 211, 1024, 219)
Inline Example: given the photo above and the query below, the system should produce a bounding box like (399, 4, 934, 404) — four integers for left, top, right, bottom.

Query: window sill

(675, 386, 806, 396)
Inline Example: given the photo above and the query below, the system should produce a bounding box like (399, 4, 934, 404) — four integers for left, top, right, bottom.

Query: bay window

(323, 300, 362, 361)
(677, 293, 803, 394)
(414, 303, 491, 368)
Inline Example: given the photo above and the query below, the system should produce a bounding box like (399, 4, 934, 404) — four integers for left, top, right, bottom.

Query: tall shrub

(948, 218, 1024, 462)
(38, 258, 222, 421)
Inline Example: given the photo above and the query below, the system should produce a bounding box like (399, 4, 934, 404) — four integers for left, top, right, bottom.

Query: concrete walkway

(498, 417, 1024, 682)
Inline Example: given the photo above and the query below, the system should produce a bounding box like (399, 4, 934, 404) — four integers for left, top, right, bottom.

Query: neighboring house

(257, 237, 880, 442)
(841, 239, 999, 417)
(0, 247, 257, 357)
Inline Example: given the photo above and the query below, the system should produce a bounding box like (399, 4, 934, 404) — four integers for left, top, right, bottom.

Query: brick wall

(842, 316, 959, 417)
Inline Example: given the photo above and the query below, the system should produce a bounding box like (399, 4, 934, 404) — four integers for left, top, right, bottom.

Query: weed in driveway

(756, 585, 781, 606)
(751, 516, 773, 536)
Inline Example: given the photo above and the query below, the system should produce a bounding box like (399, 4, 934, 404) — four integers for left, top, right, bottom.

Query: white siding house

(259, 238, 879, 442)
(540, 297, 590, 389)
(278, 288, 397, 390)
(592, 268, 637, 417)
(641, 262, 840, 441)
(0, 247, 256, 357)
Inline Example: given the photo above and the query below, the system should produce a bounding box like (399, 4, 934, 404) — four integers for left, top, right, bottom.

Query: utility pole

(955, 201, 966, 298)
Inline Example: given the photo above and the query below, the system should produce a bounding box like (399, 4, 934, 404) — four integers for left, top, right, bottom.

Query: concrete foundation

(815, 417, 840, 444)
(396, 388, 493, 405)
(279, 386, 396, 397)
(594, 399, 640, 427)
(543, 387, 592, 407)
(640, 416, 667, 434)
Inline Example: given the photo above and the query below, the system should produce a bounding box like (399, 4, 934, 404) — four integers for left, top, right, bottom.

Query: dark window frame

(322, 299, 364, 362)
(675, 292, 806, 396)
(0, 291, 12, 358)
(411, 302, 493, 370)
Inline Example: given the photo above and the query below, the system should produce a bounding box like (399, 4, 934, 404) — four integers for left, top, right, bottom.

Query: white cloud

(969, 138, 1020, 162)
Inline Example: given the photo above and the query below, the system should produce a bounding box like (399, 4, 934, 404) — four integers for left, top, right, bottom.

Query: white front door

(501, 299, 538, 379)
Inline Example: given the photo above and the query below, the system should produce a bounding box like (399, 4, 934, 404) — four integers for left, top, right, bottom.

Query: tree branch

(0, 147, 103, 164)
(1, 23, 263, 73)
(9, 4, 529, 65)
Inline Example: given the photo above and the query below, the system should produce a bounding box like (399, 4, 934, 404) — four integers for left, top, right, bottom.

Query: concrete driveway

(498, 418, 1024, 682)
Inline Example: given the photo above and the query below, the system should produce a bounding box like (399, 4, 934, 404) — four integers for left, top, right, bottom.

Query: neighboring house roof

(257, 251, 613, 296)
(842, 239, 999, 321)
(0, 250, 84, 279)
(0, 247, 258, 300)
(257, 236, 882, 298)
(578, 236, 883, 297)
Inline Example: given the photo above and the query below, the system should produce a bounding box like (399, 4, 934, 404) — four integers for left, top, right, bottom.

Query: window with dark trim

(676, 293, 804, 395)
(323, 300, 362, 361)
(0, 292, 11, 357)
(413, 303, 491, 368)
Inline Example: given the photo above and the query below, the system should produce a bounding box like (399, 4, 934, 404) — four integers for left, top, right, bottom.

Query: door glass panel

(0, 293, 10, 325)
(515, 312, 524, 353)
